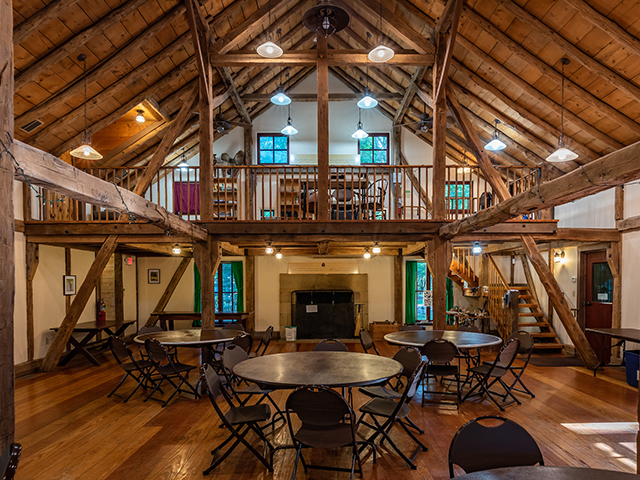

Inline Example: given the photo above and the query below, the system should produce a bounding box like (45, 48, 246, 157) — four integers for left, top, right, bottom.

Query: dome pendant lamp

(547, 58, 578, 163)
(484, 119, 507, 152)
(70, 54, 102, 160)
(367, 6, 394, 63)
(281, 104, 298, 136)
(257, 1, 283, 58)
(351, 109, 368, 139)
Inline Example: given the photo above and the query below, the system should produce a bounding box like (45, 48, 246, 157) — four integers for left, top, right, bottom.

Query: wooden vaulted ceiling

(11, 0, 640, 176)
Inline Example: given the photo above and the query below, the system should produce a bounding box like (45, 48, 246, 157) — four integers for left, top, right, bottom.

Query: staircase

(510, 285, 564, 351)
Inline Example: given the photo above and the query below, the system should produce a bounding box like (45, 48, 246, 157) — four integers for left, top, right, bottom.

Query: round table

(233, 351, 403, 388)
(456, 466, 639, 479)
(133, 328, 238, 347)
(384, 330, 502, 349)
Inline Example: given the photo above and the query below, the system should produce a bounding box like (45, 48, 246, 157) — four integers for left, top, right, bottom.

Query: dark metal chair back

(359, 328, 380, 355)
(223, 344, 249, 373)
(313, 339, 349, 352)
(287, 386, 352, 430)
(109, 335, 135, 365)
(232, 332, 253, 354)
(1, 443, 21, 480)
(144, 338, 172, 366)
(254, 326, 273, 357)
(421, 338, 458, 364)
(393, 346, 422, 378)
(399, 324, 424, 331)
(448, 415, 544, 477)
(497, 338, 520, 367)
(509, 330, 533, 355)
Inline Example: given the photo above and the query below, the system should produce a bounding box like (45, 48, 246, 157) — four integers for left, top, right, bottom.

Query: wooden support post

(41, 236, 118, 371)
(520, 235, 599, 369)
(427, 237, 452, 330)
(539, 163, 552, 220)
(607, 242, 622, 361)
(508, 290, 520, 337)
(394, 254, 403, 325)
(431, 61, 446, 221)
(244, 126, 254, 220)
(615, 185, 625, 222)
(547, 247, 555, 323)
(246, 255, 255, 333)
(26, 243, 39, 362)
(0, 0, 15, 452)
(114, 253, 124, 323)
(317, 35, 329, 222)
(65, 248, 71, 313)
(146, 256, 191, 326)
(193, 239, 221, 329)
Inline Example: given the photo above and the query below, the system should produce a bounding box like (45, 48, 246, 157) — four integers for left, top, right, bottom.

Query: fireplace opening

(292, 290, 355, 339)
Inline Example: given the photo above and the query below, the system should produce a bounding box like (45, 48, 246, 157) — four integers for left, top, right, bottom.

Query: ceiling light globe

(547, 147, 578, 163)
(270, 88, 291, 106)
(372, 244, 381, 254)
(472, 242, 482, 255)
(484, 138, 507, 152)
(172, 244, 181, 255)
(275, 250, 283, 259)
(363, 250, 371, 259)
(368, 45, 395, 63)
(257, 41, 283, 59)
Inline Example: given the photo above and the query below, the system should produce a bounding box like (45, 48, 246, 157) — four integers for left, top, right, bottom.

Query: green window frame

(415, 262, 432, 323)
(446, 181, 472, 214)
(357, 133, 389, 164)
(194, 261, 243, 317)
(258, 133, 290, 165)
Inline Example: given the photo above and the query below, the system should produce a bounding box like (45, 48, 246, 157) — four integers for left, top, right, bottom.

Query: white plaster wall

(254, 255, 394, 332)
(555, 189, 615, 228)
(622, 230, 640, 350)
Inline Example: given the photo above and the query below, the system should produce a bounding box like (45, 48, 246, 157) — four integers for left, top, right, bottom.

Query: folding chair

(250, 326, 274, 358)
(286, 386, 367, 480)
(313, 339, 349, 352)
(107, 335, 156, 402)
(144, 338, 200, 407)
(491, 331, 535, 399)
(357, 361, 428, 469)
(222, 344, 286, 429)
(462, 338, 520, 411)
(136, 325, 179, 362)
(359, 328, 380, 355)
(448, 415, 544, 477)
(200, 364, 275, 475)
(421, 338, 461, 408)
(1, 443, 21, 480)
(210, 332, 254, 372)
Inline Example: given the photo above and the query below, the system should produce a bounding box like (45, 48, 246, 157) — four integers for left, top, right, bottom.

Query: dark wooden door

(583, 251, 613, 364)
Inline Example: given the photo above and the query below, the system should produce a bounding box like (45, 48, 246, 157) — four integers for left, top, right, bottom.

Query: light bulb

(372, 243, 381, 254)
(265, 243, 274, 255)
(364, 98, 371, 107)
(275, 250, 283, 259)
(278, 95, 284, 102)
(363, 251, 371, 259)
(83, 146, 91, 156)
(472, 242, 482, 255)
(266, 46, 273, 54)
(135, 110, 145, 123)
(172, 244, 181, 255)
(377, 49, 384, 58)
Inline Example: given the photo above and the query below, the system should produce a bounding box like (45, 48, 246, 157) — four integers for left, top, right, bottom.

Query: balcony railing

(29, 164, 542, 223)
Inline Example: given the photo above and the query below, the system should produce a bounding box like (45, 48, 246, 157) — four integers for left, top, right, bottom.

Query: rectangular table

(585, 328, 640, 376)
(51, 320, 136, 366)
(156, 311, 252, 331)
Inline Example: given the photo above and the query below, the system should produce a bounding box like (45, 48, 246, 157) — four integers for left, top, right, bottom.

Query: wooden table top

(51, 319, 135, 332)
(585, 328, 640, 343)
(384, 330, 503, 349)
(133, 328, 239, 346)
(157, 311, 252, 319)
(457, 466, 638, 479)
(233, 351, 402, 388)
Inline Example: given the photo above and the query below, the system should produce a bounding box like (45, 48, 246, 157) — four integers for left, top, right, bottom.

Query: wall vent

(20, 119, 43, 133)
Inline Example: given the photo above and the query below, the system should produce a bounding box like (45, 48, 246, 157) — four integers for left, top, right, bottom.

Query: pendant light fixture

(357, 68, 378, 109)
(472, 242, 482, 255)
(177, 148, 189, 170)
(368, 8, 394, 63)
(281, 104, 298, 136)
(363, 248, 371, 259)
(265, 242, 274, 255)
(257, 1, 283, 58)
(484, 119, 507, 152)
(351, 109, 368, 139)
(270, 69, 291, 106)
(135, 109, 145, 123)
(172, 244, 182, 255)
(372, 242, 381, 254)
(70, 54, 103, 160)
(547, 58, 578, 163)
(275, 249, 283, 259)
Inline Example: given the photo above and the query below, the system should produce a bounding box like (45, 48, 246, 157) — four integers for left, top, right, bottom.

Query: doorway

(580, 251, 613, 364)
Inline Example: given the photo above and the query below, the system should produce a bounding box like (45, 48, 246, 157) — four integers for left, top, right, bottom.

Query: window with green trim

(258, 133, 289, 164)
(358, 133, 389, 164)
(214, 263, 239, 312)
(416, 262, 432, 322)
(446, 181, 472, 214)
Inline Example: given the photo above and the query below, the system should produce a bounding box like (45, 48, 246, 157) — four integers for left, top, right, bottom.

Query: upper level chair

(313, 339, 349, 352)
(462, 338, 521, 411)
(359, 328, 380, 355)
(1, 443, 21, 480)
(200, 364, 274, 475)
(108, 335, 155, 402)
(421, 338, 461, 408)
(250, 326, 274, 358)
(448, 415, 544, 477)
(399, 324, 424, 331)
(286, 386, 365, 480)
(331, 184, 359, 220)
(362, 178, 388, 220)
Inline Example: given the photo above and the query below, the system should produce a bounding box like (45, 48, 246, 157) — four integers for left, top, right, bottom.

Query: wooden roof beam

(394, 66, 428, 125)
(13, 0, 82, 44)
(209, 51, 433, 66)
(242, 93, 403, 102)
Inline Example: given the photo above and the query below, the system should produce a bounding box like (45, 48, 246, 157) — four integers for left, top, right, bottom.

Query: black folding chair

(359, 328, 380, 355)
(462, 338, 520, 411)
(107, 335, 156, 402)
(448, 415, 544, 477)
(491, 331, 535, 399)
(313, 339, 349, 352)
(286, 386, 367, 480)
(222, 344, 286, 428)
(1, 443, 21, 480)
(421, 338, 461, 408)
(144, 338, 200, 407)
(210, 332, 254, 372)
(136, 325, 179, 362)
(250, 326, 274, 358)
(357, 361, 428, 469)
(200, 364, 275, 475)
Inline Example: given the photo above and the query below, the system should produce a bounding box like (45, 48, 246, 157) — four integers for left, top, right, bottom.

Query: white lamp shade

(357, 92, 378, 109)
(546, 147, 578, 163)
(270, 89, 291, 106)
(484, 138, 507, 152)
(351, 128, 368, 139)
(178, 161, 189, 169)
(368, 45, 395, 63)
(257, 41, 283, 58)
(70, 144, 102, 160)
(281, 122, 298, 136)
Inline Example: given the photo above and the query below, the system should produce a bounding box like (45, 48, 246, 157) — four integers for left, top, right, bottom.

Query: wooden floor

(14, 340, 639, 480)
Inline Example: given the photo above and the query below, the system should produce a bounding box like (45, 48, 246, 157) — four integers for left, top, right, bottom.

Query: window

(258, 134, 289, 164)
(416, 262, 432, 323)
(214, 263, 240, 312)
(358, 133, 389, 164)
(446, 181, 472, 213)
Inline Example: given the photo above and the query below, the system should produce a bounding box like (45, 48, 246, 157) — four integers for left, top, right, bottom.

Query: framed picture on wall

(63, 275, 76, 296)
(148, 269, 161, 284)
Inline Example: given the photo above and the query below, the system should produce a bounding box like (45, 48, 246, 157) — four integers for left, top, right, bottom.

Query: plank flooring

(14, 339, 639, 479)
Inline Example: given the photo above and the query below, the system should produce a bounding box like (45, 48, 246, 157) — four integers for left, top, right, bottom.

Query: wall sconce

(554, 251, 566, 264)
(265, 242, 274, 255)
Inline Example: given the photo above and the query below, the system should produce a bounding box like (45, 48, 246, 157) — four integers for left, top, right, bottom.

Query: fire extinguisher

(97, 299, 106, 322)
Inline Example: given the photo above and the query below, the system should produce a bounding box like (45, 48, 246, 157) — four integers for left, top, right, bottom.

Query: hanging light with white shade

(70, 54, 102, 161)
(351, 109, 368, 139)
(281, 104, 298, 136)
(547, 58, 578, 163)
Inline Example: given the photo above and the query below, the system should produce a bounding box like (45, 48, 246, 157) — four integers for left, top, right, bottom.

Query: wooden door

(583, 251, 614, 364)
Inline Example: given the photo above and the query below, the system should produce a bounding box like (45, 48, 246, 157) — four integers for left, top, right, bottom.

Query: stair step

(532, 343, 564, 349)
(531, 332, 558, 338)
(518, 303, 537, 308)
(518, 322, 549, 327)
(518, 295, 533, 299)
(510, 286, 530, 290)
(519, 312, 544, 317)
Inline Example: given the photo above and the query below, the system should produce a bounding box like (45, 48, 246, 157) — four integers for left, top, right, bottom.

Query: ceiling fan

(395, 103, 456, 133)
(212, 107, 251, 135)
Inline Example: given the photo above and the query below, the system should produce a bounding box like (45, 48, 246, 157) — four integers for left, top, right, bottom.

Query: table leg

(58, 331, 101, 366)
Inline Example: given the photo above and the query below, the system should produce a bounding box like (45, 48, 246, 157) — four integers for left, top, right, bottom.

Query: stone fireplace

(279, 274, 368, 338)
